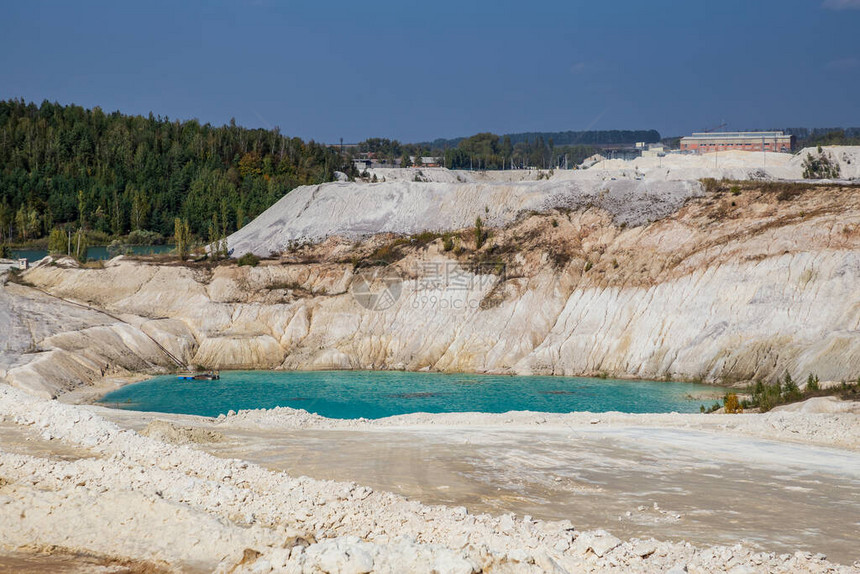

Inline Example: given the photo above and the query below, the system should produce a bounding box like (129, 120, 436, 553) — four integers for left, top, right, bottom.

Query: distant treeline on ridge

(0, 98, 346, 244)
(359, 130, 663, 171)
(2, 98, 859, 249)
(420, 129, 661, 151)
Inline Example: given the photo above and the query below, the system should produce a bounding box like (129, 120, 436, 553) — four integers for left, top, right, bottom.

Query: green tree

(15, 206, 28, 240)
(14, 205, 41, 240)
(208, 212, 229, 260)
(77, 190, 87, 228)
(111, 190, 125, 235)
(48, 227, 68, 255)
(783, 371, 800, 400)
(236, 205, 245, 231)
(72, 228, 89, 262)
(174, 217, 191, 260)
(501, 135, 513, 166)
(129, 185, 149, 231)
(0, 201, 11, 242)
(475, 216, 485, 249)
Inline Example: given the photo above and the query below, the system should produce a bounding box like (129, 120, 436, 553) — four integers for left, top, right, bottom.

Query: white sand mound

(772, 396, 860, 415)
(792, 146, 860, 180)
(226, 178, 702, 256)
(365, 167, 469, 183)
(226, 147, 860, 257)
(587, 146, 860, 182)
(588, 149, 797, 180)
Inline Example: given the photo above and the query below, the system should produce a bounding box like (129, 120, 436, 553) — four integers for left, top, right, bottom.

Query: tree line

(0, 99, 346, 245)
(419, 129, 661, 151)
(355, 131, 651, 171)
(440, 132, 601, 170)
(784, 127, 860, 147)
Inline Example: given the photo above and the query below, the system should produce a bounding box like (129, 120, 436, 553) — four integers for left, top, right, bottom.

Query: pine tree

(175, 217, 191, 260)
(474, 217, 485, 249)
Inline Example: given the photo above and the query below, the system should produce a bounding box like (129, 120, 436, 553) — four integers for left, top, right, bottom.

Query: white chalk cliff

(4, 162, 859, 398)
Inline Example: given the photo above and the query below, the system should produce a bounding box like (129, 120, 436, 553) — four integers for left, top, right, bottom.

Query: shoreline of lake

(12, 244, 175, 263)
(94, 369, 729, 419)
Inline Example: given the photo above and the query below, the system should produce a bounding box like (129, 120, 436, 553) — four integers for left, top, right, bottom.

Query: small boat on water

(177, 370, 220, 381)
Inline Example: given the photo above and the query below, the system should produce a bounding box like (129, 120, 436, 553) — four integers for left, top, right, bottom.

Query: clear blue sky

(1, 0, 858, 143)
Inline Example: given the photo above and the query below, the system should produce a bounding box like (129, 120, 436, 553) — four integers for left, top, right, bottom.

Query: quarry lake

(98, 370, 726, 419)
(12, 244, 174, 262)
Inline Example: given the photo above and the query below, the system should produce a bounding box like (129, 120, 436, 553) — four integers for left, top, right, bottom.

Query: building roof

(682, 131, 789, 140)
(410, 156, 442, 164)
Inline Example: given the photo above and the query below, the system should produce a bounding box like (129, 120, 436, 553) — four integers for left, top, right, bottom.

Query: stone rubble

(1, 383, 857, 573)
(216, 405, 860, 452)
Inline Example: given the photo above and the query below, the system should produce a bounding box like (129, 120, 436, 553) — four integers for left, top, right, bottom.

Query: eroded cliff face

(6, 182, 860, 397)
(0, 280, 189, 398)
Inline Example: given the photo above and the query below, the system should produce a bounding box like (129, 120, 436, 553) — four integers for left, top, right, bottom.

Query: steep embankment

(8, 180, 860, 398)
(0, 277, 189, 398)
(225, 177, 702, 256)
(226, 147, 860, 256)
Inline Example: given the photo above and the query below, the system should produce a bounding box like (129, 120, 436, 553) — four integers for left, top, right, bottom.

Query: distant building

(589, 146, 639, 161)
(352, 158, 372, 171)
(640, 143, 666, 158)
(680, 131, 795, 153)
(410, 156, 443, 167)
(352, 156, 399, 171)
(0, 258, 27, 273)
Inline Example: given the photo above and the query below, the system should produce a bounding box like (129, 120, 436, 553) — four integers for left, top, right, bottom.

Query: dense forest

(0, 99, 346, 245)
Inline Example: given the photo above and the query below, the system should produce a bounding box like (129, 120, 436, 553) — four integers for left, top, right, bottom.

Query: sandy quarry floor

(3, 380, 859, 572)
(205, 427, 860, 562)
(93, 404, 860, 566)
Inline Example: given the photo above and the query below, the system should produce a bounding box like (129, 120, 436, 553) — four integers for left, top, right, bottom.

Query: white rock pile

(1, 384, 857, 573)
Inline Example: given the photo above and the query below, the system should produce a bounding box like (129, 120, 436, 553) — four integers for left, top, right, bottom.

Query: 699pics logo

(350, 265, 403, 311)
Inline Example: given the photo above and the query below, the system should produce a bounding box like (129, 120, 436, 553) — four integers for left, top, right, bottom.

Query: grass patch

(352, 231, 452, 268)
(236, 253, 260, 267)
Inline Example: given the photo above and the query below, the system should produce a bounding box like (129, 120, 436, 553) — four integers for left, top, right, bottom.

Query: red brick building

(680, 131, 795, 153)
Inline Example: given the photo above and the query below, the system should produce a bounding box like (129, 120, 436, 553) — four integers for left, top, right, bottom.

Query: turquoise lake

(98, 370, 725, 419)
(12, 244, 174, 262)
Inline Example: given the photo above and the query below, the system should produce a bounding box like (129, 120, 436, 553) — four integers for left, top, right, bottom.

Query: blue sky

(1, 0, 858, 142)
